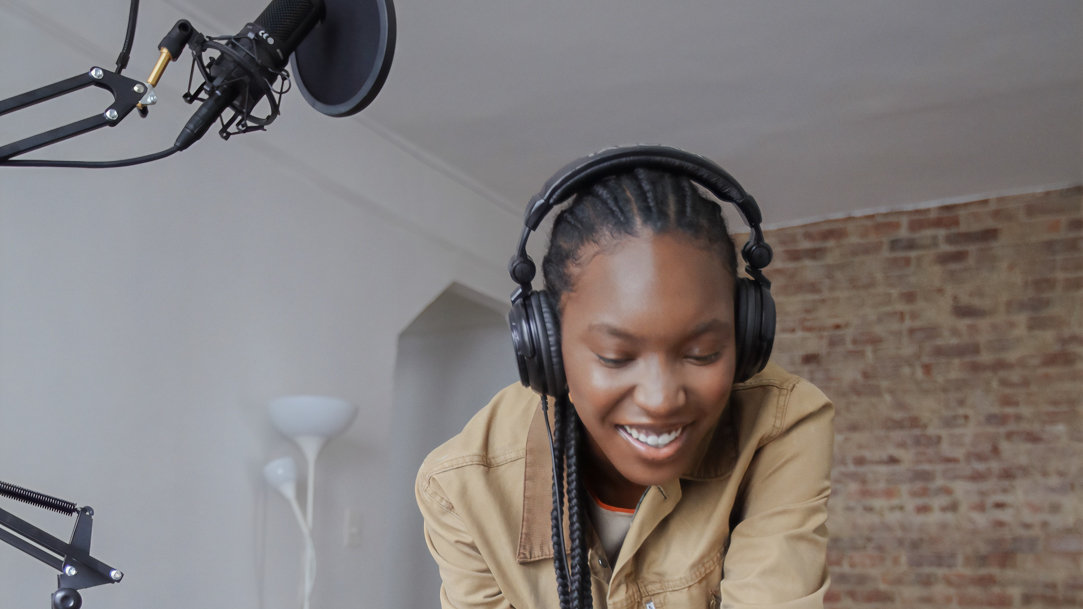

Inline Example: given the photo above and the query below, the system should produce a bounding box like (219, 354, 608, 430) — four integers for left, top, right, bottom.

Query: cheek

(686, 344, 738, 410)
(563, 349, 623, 420)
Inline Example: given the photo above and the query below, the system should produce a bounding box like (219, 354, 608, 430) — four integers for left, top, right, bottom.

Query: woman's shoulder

(417, 382, 540, 480)
(730, 361, 833, 444)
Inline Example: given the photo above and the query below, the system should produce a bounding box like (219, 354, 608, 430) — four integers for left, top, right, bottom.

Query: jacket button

(598, 557, 608, 568)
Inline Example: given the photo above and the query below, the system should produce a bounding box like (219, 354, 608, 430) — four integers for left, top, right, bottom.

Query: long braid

(546, 395, 572, 607)
(547, 392, 593, 609)
(564, 398, 593, 609)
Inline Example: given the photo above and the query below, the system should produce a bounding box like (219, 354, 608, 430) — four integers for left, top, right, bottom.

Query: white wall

(0, 2, 524, 607)
(386, 285, 520, 609)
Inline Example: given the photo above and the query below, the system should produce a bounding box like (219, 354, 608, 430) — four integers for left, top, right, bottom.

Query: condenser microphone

(174, 0, 325, 150)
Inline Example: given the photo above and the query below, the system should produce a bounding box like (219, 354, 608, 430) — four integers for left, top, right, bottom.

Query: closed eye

(685, 352, 721, 365)
(596, 354, 632, 367)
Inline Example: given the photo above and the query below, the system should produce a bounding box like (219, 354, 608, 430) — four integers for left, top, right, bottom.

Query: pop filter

(290, 0, 396, 117)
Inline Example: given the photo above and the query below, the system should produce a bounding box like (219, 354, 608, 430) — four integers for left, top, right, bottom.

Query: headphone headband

(509, 145, 773, 288)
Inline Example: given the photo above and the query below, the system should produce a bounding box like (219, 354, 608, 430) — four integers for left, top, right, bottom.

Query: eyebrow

(586, 318, 730, 342)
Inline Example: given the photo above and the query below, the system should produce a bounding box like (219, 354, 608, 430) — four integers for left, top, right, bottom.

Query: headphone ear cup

(508, 290, 566, 397)
(508, 297, 535, 390)
(531, 291, 566, 397)
(734, 278, 776, 382)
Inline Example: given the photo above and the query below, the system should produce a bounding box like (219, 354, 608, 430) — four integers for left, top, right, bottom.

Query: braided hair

(540, 168, 739, 609)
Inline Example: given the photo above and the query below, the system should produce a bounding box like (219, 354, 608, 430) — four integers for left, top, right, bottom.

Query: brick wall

(761, 186, 1082, 608)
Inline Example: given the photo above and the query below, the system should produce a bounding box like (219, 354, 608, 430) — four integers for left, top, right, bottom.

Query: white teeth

(621, 426, 682, 448)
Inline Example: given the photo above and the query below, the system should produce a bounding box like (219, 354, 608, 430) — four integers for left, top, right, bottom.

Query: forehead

(559, 233, 735, 334)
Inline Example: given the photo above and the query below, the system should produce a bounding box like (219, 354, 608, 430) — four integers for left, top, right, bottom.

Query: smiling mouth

(618, 425, 685, 448)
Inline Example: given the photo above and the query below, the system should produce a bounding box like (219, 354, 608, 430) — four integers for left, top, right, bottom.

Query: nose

(632, 356, 686, 415)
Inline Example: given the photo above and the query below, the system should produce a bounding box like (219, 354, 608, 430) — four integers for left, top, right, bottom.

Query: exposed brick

(957, 591, 1015, 606)
(1047, 534, 1083, 553)
(843, 241, 884, 257)
(965, 553, 1018, 568)
(939, 413, 970, 428)
(985, 536, 1042, 553)
(935, 249, 970, 265)
(1027, 277, 1058, 294)
(851, 454, 904, 467)
(771, 280, 825, 297)
(859, 220, 903, 239)
(846, 553, 887, 568)
(1006, 296, 1052, 314)
(889, 234, 940, 252)
(945, 228, 1000, 246)
(772, 188, 1080, 609)
(885, 468, 936, 484)
(908, 552, 959, 568)
(1025, 194, 1083, 217)
(883, 415, 926, 430)
(929, 342, 980, 358)
(884, 255, 912, 272)
(943, 572, 999, 587)
(1040, 351, 1080, 367)
(952, 302, 993, 318)
(908, 326, 943, 342)
(781, 246, 829, 263)
(881, 571, 940, 586)
(1021, 592, 1083, 607)
(850, 331, 885, 346)
(1041, 237, 1082, 256)
(1006, 430, 1059, 443)
(910, 215, 961, 232)
(898, 591, 959, 605)
(802, 226, 850, 242)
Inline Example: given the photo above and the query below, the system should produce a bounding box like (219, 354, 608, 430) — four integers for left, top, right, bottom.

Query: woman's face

(560, 232, 737, 505)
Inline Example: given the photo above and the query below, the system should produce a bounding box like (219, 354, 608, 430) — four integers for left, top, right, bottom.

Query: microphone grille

(256, 0, 322, 43)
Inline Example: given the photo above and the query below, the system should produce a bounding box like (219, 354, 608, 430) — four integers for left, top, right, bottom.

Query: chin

(619, 463, 688, 488)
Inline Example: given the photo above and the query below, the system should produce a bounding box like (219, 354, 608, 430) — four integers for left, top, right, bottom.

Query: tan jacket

(416, 362, 834, 609)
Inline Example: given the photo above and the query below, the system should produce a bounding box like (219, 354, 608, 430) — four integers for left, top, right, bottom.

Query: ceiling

(5, 0, 1082, 227)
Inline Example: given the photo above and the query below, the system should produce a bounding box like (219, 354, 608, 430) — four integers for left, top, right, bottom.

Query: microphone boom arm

(0, 480, 123, 609)
(0, 67, 157, 162)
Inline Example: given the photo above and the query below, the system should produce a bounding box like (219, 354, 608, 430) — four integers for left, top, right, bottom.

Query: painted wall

(386, 286, 520, 609)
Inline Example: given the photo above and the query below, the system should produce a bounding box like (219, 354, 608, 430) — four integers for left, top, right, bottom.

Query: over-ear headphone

(508, 145, 776, 397)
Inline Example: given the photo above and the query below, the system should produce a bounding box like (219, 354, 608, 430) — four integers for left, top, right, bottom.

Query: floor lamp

(265, 395, 358, 609)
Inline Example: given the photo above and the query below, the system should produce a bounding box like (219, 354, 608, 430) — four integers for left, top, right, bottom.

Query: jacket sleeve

(720, 379, 834, 608)
(416, 469, 514, 609)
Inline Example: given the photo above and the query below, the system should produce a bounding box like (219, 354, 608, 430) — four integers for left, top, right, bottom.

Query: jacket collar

(516, 398, 738, 563)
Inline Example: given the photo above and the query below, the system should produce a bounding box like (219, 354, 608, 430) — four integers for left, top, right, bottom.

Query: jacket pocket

(639, 552, 723, 609)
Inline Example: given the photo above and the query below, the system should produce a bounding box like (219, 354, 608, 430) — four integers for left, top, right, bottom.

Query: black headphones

(508, 145, 776, 397)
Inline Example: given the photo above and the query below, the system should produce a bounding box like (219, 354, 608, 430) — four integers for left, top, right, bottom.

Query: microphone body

(175, 0, 324, 150)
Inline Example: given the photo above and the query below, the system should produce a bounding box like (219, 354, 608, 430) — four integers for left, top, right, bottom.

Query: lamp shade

(268, 395, 358, 441)
(263, 456, 299, 492)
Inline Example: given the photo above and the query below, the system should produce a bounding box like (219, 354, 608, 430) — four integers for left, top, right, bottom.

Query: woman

(416, 146, 833, 609)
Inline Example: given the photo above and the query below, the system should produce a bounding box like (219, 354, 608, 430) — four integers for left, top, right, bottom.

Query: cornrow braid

(542, 168, 738, 308)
